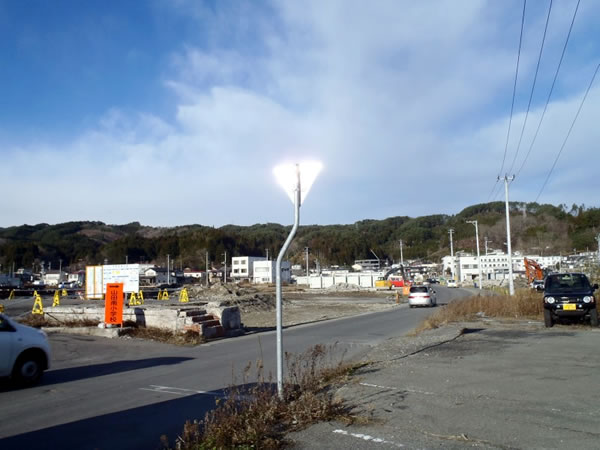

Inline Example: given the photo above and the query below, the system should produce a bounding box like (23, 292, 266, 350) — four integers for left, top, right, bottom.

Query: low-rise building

(141, 267, 169, 286)
(231, 256, 266, 280)
(43, 270, 66, 286)
(68, 270, 85, 286)
(253, 260, 291, 284)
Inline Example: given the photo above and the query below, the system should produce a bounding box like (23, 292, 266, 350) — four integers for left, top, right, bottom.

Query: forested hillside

(1, 202, 599, 271)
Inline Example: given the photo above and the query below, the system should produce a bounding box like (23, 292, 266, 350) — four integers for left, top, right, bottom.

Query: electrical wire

(487, 0, 527, 202)
(534, 62, 599, 203)
(497, 0, 527, 177)
(508, 0, 553, 175)
(516, 0, 580, 178)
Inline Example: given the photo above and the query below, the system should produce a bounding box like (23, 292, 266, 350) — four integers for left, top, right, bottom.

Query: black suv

(543, 273, 598, 327)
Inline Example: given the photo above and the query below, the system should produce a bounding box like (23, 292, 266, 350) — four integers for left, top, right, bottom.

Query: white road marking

(140, 385, 254, 401)
(333, 429, 404, 447)
(140, 385, 215, 397)
(359, 382, 434, 395)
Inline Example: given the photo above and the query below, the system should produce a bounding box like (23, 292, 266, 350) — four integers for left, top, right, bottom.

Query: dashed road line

(333, 429, 404, 447)
(359, 382, 434, 395)
(139, 385, 216, 397)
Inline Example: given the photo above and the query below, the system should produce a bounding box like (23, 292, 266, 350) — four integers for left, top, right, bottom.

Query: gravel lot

(290, 319, 600, 449)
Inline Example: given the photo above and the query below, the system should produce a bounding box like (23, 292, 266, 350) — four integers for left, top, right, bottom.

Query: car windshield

(410, 286, 428, 293)
(545, 273, 590, 291)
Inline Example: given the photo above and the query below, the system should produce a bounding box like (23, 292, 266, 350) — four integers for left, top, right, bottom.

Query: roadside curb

(43, 326, 133, 338)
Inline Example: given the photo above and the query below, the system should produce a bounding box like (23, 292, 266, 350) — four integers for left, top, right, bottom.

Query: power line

(516, 0, 581, 178)
(535, 62, 599, 203)
(498, 0, 527, 177)
(508, 0, 553, 175)
(488, 0, 527, 202)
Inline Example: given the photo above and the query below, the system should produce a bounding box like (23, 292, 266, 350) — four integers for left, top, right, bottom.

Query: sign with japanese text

(105, 283, 124, 326)
(102, 264, 140, 294)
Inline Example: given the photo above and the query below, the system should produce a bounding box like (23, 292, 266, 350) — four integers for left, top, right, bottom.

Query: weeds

(121, 326, 205, 346)
(415, 289, 543, 333)
(166, 344, 359, 449)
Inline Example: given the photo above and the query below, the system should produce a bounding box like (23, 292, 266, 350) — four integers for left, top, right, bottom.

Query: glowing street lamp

(273, 161, 322, 398)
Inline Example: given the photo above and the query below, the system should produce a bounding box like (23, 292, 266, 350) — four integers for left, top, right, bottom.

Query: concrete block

(206, 304, 242, 330)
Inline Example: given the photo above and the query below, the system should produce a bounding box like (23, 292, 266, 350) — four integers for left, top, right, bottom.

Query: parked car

(447, 279, 458, 288)
(543, 273, 598, 327)
(409, 285, 437, 308)
(0, 313, 51, 385)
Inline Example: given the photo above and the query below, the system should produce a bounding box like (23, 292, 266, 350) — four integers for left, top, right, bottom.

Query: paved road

(0, 286, 469, 450)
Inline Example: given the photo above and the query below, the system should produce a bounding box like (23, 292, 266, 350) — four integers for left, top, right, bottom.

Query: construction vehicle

(524, 258, 544, 287)
(375, 265, 410, 289)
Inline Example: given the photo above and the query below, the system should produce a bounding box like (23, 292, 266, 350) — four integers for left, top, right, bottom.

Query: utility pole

(305, 247, 310, 278)
(223, 251, 227, 283)
(448, 229, 455, 280)
(266, 249, 269, 260)
(167, 254, 170, 285)
(205, 251, 209, 287)
(125, 255, 128, 265)
(484, 237, 492, 256)
(500, 175, 515, 296)
(399, 240, 404, 265)
(466, 220, 482, 290)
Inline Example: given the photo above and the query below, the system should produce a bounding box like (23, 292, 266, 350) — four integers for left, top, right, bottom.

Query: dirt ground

(186, 282, 403, 329)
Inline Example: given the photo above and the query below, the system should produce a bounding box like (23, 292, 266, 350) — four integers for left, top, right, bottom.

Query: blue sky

(1, 0, 599, 227)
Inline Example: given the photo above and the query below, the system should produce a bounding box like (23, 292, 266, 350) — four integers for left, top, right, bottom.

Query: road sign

(105, 283, 124, 326)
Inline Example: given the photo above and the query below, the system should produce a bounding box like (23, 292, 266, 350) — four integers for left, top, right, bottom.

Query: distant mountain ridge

(1, 202, 598, 270)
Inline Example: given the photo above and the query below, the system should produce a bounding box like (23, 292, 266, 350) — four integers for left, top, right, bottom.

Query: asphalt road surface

(0, 286, 469, 450)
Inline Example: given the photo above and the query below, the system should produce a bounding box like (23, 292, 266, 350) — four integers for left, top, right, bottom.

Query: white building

(141, 267, 169, 285)
(183, 268, 204, 279)
(231, 256, 266, 280)
(443, 252, 518, 283)
(253, 260, 291, 284)
(67, 270, 85, 286)
(43, 270, 66, 286)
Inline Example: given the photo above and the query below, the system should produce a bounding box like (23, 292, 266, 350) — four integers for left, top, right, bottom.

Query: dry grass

(164, 344, 361, 449)
(121, 326, 206, 346)
(415, 289, 543, 334)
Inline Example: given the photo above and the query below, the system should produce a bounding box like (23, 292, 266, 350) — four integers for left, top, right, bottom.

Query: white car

(408, 285, 437, 308)
(0, 313, 51, 385)
(447, 279, 458, 288)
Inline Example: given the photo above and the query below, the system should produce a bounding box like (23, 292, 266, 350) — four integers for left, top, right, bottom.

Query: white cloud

(1, 0, 599, 227)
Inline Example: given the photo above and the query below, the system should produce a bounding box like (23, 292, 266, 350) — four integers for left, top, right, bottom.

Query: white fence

(295, 273, 381, 289)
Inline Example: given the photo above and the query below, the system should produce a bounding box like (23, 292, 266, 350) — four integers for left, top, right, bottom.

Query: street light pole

(276, 165, 301, 399)
(206, 251, 210, 287)
(448, 229, 455, 280)
(167, 254, 170, 285)
(305, 247, 309, 278)
(399, 240, 404, 265)
(273, 161, 322, 400)
(466, 220, 482, 290)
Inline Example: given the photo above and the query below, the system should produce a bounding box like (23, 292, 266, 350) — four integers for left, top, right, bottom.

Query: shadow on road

(0, 387, 222, 450)
(0, 357, 194, 391)
(44, 357, 195, 386)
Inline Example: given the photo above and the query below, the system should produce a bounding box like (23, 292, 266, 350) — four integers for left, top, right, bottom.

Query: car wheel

(543, 309, 554, 328)
(589, 307, 599, 327)
(12, 354, 44, 385)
